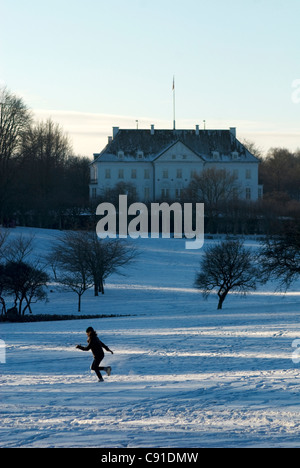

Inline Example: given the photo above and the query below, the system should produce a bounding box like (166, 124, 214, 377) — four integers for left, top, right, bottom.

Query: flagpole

(173, 76, 176, 131)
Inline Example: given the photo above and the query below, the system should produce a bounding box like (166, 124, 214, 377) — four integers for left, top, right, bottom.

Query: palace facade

(90, 125, 262, 202)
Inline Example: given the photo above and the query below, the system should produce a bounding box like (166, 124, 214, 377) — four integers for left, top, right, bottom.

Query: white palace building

(90, 125, 263, 202)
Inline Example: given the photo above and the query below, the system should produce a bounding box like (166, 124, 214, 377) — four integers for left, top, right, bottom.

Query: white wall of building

(90, 132, 262, 202)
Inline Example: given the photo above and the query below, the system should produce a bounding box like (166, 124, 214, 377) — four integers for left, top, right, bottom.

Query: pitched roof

(93, 129, 258, 163)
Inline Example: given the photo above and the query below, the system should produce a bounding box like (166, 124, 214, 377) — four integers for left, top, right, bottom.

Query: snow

(1, 227, 300, 447)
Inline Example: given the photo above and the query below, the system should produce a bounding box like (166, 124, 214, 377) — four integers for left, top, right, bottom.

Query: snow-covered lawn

(1, 228, 300, 447)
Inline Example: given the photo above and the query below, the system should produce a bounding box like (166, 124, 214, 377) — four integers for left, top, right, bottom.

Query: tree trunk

(19, 298, 24, 315)
(0, 297, 6, 315)
(217, 291, 227, 310)
(22, 304, 30, 316)
(23, 296, 33, 315)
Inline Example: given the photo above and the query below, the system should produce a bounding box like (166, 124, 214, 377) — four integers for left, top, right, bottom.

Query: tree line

(2, 86, 300, 234)
(0, 87, 90, 229)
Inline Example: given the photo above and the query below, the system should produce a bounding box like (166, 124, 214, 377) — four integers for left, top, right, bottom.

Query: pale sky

(1, 0, 300, 157)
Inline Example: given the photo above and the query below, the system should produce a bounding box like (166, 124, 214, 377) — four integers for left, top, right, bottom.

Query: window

(91, 188, 97, 199)
(233, 169, 238, 180)
(172, 154, 176, 160)
(161, 188, 170, 198)
(118, 151, 124, 160)
(105, 169, 111, 179)
(144, 187, 151, 200)
(175, 188, 181, 199)
(144, 169, 150, 179)
(246, 169, 251, 179)
(183, 155, 187, 160)
(131, 169, 137, 179)
(246, 188, 251, 200)
(163, 169, 168, 179)
(176, 169, 182, 179)
(91, 165, 98, 182)
(137, 151, 144, 160)
(118, 169, 124, 179)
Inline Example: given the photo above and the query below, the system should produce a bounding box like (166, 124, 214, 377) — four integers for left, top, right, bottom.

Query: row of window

(103, 168, 253, 180)
(91, 186, 255, 200)
(106, 169, 151, 180)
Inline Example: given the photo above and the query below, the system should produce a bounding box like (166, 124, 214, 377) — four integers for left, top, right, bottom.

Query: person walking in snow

(76, 327, 114, 382)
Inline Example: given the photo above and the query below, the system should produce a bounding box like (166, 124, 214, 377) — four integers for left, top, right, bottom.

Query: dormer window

(212, 151, 220, 161)
(137, 150, 144, 160)
(232, 151, 239, 160)
(118, 150, 124, 160)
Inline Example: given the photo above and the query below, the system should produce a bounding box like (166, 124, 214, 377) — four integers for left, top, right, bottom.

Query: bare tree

(0, 264, 6, 315)
(195, 240, 257, 310)
(0, 229, 9, 260)
(49, 232, 93, 312)
(242, 138, 264, 160)
(49, 231, 137, 308)
(259, 221, 300, 290)
(0, 87, 31, 158)
(0, 231, 36, 315)
(3, 233, 35, 263)
(83, 232, 138, 296)
(19, 118, 73, 227)
(3, 261, 49, 315)
(186, 168, 241, 207)
(259, 148, 300, 201)
(99, 182, 138, 207)
(55, 270, 93, 313)
(0, 232, 50, 316)
(0, 230, 9, 314)
(0, 87, 32, 223)
(183, 168, 241, 232)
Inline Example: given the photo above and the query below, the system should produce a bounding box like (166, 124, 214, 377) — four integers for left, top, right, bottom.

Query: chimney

(230, 127, 236, 138)
(113, 127, 119, 139)
(151, 124, 155, 136)
(195, 125, 200, 136)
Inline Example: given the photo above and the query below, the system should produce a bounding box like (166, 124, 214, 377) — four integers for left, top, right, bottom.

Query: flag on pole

(172, 76, 175, 91)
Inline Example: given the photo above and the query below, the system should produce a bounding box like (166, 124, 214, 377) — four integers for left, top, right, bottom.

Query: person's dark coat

(77, 333, 110, 360)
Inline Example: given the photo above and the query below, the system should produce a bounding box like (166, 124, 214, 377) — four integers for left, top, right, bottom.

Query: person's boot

(96, 370, 104, 382)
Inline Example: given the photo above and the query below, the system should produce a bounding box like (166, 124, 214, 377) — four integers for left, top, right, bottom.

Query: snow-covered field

(1, 227, 300, 448)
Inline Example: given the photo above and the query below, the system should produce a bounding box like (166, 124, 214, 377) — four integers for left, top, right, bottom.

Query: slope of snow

(1, 228, 300, 448)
